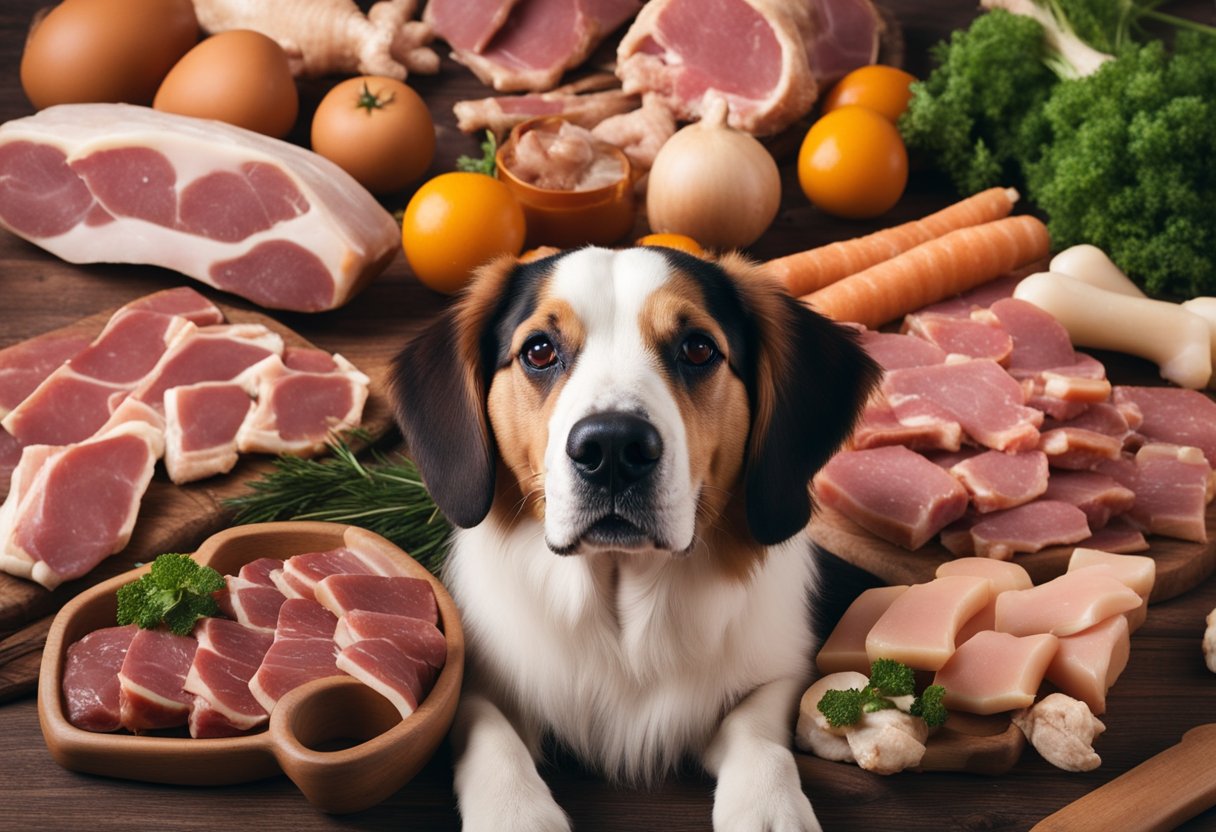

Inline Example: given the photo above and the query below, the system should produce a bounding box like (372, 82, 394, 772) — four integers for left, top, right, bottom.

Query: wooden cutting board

(810, 502, 1216, 604)
(0, 292, 398, 642)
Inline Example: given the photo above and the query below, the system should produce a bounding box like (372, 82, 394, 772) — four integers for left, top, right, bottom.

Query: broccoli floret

(910, 684, 950, 728)
(115, 553, 224, 636)
(899, 10, 1059, 194)
(817, 688, 865, 728)
(868, 658, 915, 698)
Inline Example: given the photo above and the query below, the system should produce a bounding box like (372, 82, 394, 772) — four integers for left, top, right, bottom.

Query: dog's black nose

(566, 412, 662, 490)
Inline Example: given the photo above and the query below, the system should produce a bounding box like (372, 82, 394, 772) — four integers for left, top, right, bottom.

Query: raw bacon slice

(0, 421, 162, 589)
(184, 618, 274, 738)
(315, 574, 439, 624)
(131, 324, 283, 410)
(62, 624, 138, 732)
(236, 355, 369, 457)
(272, 545, 406, 600)
(249, 599, 342, 713)
(0, 104, 400, 313)
(117, 628, 198, 731)
(216, 575, 287, 634)
(1036, 425, 1123, 470)
(1112, 386, 1216, 467)
(164, 382, 255, 484)
(948, 450, 1048, 513)
(334, 610, 447, 672)
(966, 500, 1091, 561)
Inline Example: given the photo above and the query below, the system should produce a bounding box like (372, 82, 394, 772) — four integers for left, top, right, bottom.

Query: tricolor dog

(392, 246, 878, 831)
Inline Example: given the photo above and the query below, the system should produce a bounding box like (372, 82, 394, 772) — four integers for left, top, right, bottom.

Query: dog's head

(392, 246, 878, 566)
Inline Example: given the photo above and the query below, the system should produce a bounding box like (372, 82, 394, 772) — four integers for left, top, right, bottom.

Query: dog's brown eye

(680, 334, 718, 367)
(522, 336, 557, 370)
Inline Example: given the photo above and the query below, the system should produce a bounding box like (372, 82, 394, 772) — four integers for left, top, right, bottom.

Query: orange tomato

(821, 65, 917, 124)
(797, 106, 908, 220)
(311, 76, 435, 194)
(402, 172, 526, 294)
(635, 232, 705, 256)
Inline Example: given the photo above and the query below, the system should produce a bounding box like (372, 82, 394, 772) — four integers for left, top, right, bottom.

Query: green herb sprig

(116, 553, 225, 635)
(455, 129, 498, 176)
(817, 658, 949, 729)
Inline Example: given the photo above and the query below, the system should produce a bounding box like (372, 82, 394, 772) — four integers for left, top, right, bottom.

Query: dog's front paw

(713, 744, 822, 832)
(458, 772, 571, 832)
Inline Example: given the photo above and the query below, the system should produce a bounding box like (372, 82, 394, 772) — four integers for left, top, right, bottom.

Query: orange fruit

(401, 172, 526, 294)
(635, 232, 705, 256)
(821, 65, 917, 124)
(797, 106, 908, 220)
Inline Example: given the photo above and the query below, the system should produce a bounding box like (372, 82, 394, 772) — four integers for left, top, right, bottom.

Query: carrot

(768, 187, 1021, 297)
(801, 215, 1050, 329)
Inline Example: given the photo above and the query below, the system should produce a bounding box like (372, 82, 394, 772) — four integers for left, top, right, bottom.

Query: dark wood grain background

(2, 2, 1216, 830)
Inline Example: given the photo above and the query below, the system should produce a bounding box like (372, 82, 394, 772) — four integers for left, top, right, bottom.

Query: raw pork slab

(903, 313, 1012, 363)
(334, 609, 447, 672)
(967, 500, 1091, 561)
(117, 628, 198, 731)
(164, 382, 255, 484)
(184, 617, 274, 738)
(249, 598, 342, 714)
(1113, 386, 1216, 467)
(237, 355, 370, 457)
(948, 450, 1048, 513)
(315, 574, 439, 624)
(272, 545, 406, 600)
(0, 104, 400, 312)
(0, 331, 90, 418)
(62, 624, 138, 732)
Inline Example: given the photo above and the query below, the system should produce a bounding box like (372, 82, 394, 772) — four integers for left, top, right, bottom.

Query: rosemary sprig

(223, 437, 451, 574)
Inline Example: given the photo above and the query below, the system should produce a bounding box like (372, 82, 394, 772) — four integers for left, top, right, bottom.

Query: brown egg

(154, 30, 299, 139)
(20, 0, 198, 110)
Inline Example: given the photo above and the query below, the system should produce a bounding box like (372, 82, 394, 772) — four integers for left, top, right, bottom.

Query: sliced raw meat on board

(215, 575, 287, 634)
(184, 617, 274, 738)
(882, 359, 1043, 452)
(857, 330, 946, 371)
(864, 575, 991, 671)
(816, 585, 907, 675)
(0, 331, 90, 418)
(122, 286, 225, 327)
(616, 0, 879, 134)
(966, 500, 1091, 561)
(62, 624, 137, 732)
(336, 639, 433, 719)
(0, 104, 400, 312)
(249, 598, 342, 713)
(1112, 386, 1216, 467)
(814, 445, 969, 549)
(916, 275, 1021, 318)
(995, 569, 1142, 637)
(851, 397, 962, 452)
(454, 78, 639, 135)
(1041, 470, 1135, 530)
(334, 610, 447, 672)
(131, 324, 283, 410)
(937, 557, 1033, 644)
(1100, 444, 1213, 544)
(902, 313, 1012, 363)
(948, 450, 1048, 513)
(429, 0, 641, 92)
(1076, 517, 1148, 554)
(1043, 614, 1129, 716)
(315, 574, 439, 624)
(0, 420, 162, 590)
(240, 557, 283, 586)
(932, 630, 1059, 715)
(164, 382, 255, 484)
(271, 545, 406, 600)
(987, 298, 1080, 375)
(117, 628, 198, 731)
(1037, 425, 1124, 470)
(237, 357, 370, 457)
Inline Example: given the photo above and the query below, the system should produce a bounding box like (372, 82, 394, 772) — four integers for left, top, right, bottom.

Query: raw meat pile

(0, 104, 400, 313)
(0, 288, 370, 590)
(815, 286, 1216, 560)
(63, 544, 446, 737)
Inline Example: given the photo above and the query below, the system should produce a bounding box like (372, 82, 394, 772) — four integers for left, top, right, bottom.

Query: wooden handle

(1031, 723, 1216, 832)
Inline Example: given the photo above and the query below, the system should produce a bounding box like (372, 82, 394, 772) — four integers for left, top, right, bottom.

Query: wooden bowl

(37, 522, 464, 814)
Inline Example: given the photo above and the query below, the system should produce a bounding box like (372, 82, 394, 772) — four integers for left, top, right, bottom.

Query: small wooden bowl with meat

(37, 521, 464, 814)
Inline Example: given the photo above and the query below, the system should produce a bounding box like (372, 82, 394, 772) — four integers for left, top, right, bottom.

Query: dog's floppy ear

(725, 254, 880, 546)
(390, 256, 520, 529)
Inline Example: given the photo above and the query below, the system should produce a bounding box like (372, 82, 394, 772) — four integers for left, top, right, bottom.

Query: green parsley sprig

(817, 658, 949, 729)
(116, 553, 225, 635)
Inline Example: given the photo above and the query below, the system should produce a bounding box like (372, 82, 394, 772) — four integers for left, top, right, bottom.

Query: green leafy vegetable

(223, 437, 451, 574)
(455, 130, 498, 176)
(816, 659, 948, 729)
(116, 553, 225, 635)
(910, 684, 949, 728)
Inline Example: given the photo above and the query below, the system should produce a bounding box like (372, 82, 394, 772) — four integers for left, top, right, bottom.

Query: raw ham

(966, 500, 1091, 561)
(1037, 425, 1123, 470)
(902, 313, 1012, 363)
(428, 0, 641, 92)
(163, 382, 254, 484)
(62, 624, 137, 732)
(0, 421, 162, 589)
(988, 298, 1081, 375)
(131, 323, 283, 410)
(184, 618, 274, 738)
(334, 609, 447, 672)
(1112, 386, 1216, 467)
(315, 574, 439, 624)
(0, 104, 400, 312)
(0, 331, 90, 418)
(240, 557, 283, 585)
(948, 450, 1048, 513)
(336, 639, 432, 719)
(858, 330, 946, 372)
(1109, 444, 1211, 543)
(616, 0, 880, 134)
(215, 575, 287, 634)
(117, 628, 198, 731)
(851, 397, 963, 453)
(1041, 470, 1135, 530)
(249, 599, 343, 713)
(272, 545, 405, 600)
(237, 355, 369, 457)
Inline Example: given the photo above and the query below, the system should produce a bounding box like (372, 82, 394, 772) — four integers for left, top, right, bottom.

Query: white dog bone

(1049, 245, 1146, 297)
(1180, 298, 1216, 389)
(1014, 271, 1212, 389)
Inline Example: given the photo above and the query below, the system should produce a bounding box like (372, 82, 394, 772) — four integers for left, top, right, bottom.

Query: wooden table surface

(3, 2, 1216, 830)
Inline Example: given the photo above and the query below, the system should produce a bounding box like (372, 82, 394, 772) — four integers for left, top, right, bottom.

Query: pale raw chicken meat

(1012, 693, 1105, 772)
(865, 575, 991, 671)
(249, 599, 343, 713)
(502, 120, 625, 191)
(1043, 615, 1129, 715)
(816, 585, 907, 675)
(0, 420, 163, 589)
(117, 628, 198, 731)
(937, 557, 1033, 644)
(237, 354, 369, 457)
(844, 707, 929, 775)
(995, 570, 1142, 637)
(795, 671, 869, 763)
(948, 449, 1048, 513)
(0, 104, 400, 312)
(455, 74, 639, 134)
(163, 382, 255, 484)
(590, 96, 677, 171)
(184, 618, 274, 738)
(62, 625, 138, 732)
(616, 0, 881, 134)
(933, 630, 1059, 715)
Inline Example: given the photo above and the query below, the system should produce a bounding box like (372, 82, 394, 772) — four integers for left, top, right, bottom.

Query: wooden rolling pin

(1031, 724, 1216, 831)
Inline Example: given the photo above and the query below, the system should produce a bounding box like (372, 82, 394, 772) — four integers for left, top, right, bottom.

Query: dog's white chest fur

(446, 519, 818, 783)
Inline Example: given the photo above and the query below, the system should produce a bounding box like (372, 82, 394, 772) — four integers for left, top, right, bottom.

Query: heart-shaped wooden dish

(37, 521, 464, 814)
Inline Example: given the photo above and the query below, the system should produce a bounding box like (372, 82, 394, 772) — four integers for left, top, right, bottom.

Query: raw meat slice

(315, 574, 439, 624)
(865, 575, 991, 671)
(995, 570, 1143, 637)
(932, 630, 1059, 715)
(916, 274, 1022, 318)
(248, 599, 342, 713)
(1041, 471, 1135, 530)
(814, 445, 969, 549)
(272, 545, 405, 600)
(903, 313, 1012, 363)
(1112, 386, 1216, 467)
(0, 331, 90, 418)
(62, 625, 138, 732)
(1043, 615, 1129, 715)
(851, 397, 963, 453)
(240, 557, 283, 586)
(423, 0, 522, 54)
(455, 79, 639, 135)
(334, 610, 447, 671)
(948, 450, 1048, 513)
(0, 420, 162, 589)
(0, 104, 400, 313)
(882, 359, 1043, 452)
(184, 618, 274, 738)
(164, 382, 254, 484)
(937, 557, 1033, 644)
(131, 324, 283, 410)
(938, 511, 979, 556)
(616, 0, 879, 134)
(1098, 444, 1212, 543)
(858, 330, 946, 371)
(236, 357, 369, 456)
(967, 500, 1091, 561)
(1037, 426, 1123, 470)
(988, 298, 1080, 375)
(432, 0, 642, 92)
(122, 286, 225, 327)
(816, 585, 907, 675)
(336, 639, 432, 719)
(216, 575, 287, 634)
(1068, 551, 1155, 631)
(1076, 518, 1148, 554)
(117, 628, 198, 731)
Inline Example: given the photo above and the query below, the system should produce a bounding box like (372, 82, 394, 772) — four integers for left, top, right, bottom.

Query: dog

(391, 246, 878, 831)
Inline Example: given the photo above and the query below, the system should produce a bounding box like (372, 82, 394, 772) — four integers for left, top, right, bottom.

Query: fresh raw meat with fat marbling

(857, 330, 947, 372)
(1097, 444, 1212, 544)
(271, 545, 406, 600)
(334, 610, 447, 672)
(902, 313, 1012, 363)
(131, 324, 283, 411)
(164, 382, 255, 484)
(117, 628, 198, 731)
(333, 609, 447, 719)
(237, 354, 369, 457)
(0, 331, 90, 419)
(966, 500, 1091, 561)
(184, 618, 274, 738)
(249, 598, 342, 713)
(0, 104, 400, 313)
(215, 575, 288, 634)
(1112, 386, 1216, 467)
(315, 574, 439, 624)
(62, 625, 137, 732)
